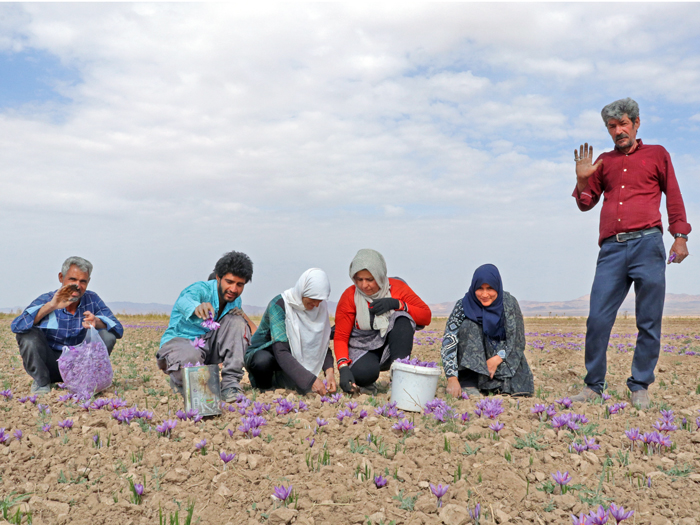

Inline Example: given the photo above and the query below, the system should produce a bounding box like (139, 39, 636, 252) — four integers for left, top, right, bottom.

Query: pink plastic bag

(58, 326, 114, 399)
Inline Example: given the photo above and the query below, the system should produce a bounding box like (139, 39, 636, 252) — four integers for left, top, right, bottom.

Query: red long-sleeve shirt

(573, 140, 691, 246)
(333, 278, 432, 364)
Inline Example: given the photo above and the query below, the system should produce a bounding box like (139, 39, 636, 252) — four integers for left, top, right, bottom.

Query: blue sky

(1, 3, 698, 309)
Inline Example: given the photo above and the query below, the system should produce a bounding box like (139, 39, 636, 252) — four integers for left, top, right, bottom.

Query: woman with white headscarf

(335, 249, 432, 393)
(245, 268, 336, 395)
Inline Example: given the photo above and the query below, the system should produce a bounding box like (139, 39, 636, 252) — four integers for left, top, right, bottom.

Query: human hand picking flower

(194, 302, 215, 320)
(311, 378, 327, 396)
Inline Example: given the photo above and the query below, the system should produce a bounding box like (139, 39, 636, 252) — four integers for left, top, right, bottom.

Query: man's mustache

(615, 133, 629, 141)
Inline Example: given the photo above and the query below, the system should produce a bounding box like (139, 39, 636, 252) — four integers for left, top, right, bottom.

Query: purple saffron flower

(346, 401, 358, 410)
(555, 397, 573, 409)
(190, 337, 206, 349)
(336, 409, 352, 422)
(587, 505, 609, 525)
(273, 485, 293, 502)
(219, 451, 236, 464)
(297, 401, 308, 412)
(550, 415, 569, 430)
(601, 393, 612, 401)
(625, 428, 640, 449)
(531, 404, 546, 416)
(13, 429, 22, 442)
(195, 439, 207, 450)
(0, 429, 9, 444)
(392, 419, 415, 434)
(201, 312, 220, 331)
(571, 513, 588, 525)
(42, 423, 51, 433)
(133, 483, 144, 496)
(307, 438, 315, 448)
(468, 503, 481, 521)
(460, 392, 470, 400)
(37, 404, 50, 414)
(571, 442, 587, 454)
(330, 393, 343, 404)
(0, 389, 12, 400)
(316, 417, 328, 427)
(58, 419, 74, 430)
(374, 474, 388, 488)
(358, 409, 368, 419)
(28, 394, 38, 404)
(429, 483, 449, 507)
(489, 421, 505, 434)
(583, 436, 600, 450)
(461, 411, 471, 423)
(551, 471, 572, 493)
(608, 503, 634, 524)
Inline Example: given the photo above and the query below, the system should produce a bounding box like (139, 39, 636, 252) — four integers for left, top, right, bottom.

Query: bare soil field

(1, 315, 699, 525)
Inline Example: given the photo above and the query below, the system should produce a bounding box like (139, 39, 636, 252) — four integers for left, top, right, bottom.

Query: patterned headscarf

(462, 264, 506, 341)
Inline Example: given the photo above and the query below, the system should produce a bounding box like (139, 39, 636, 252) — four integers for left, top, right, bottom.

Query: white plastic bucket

(389, 361, 442, 412)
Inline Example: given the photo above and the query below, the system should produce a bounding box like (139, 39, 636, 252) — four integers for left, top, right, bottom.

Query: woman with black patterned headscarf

(441, 264, 533, 398)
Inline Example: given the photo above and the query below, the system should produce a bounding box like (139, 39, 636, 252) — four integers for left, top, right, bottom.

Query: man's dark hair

(214, 251, 253, 282)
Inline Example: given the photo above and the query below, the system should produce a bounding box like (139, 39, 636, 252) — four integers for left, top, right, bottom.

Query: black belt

(604, 227, 661, 243)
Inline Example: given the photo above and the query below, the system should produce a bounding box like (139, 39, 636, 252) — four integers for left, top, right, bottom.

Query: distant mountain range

(429, 293, 700, 317)
(3, 294, 699, 317)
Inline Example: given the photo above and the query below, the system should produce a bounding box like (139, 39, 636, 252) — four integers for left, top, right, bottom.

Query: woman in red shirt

(335, 249, 432, 393)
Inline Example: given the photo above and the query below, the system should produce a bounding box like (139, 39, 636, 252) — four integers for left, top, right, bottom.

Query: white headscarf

(349, 249, 392, 337)
(281, 268, 332, 377)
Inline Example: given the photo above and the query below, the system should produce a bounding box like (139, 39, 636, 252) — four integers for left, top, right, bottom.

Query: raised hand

(51, 284, 80, 309)
(574, 143, 602, 191)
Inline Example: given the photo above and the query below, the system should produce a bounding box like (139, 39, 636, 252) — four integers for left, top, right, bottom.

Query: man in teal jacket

(157, 251, 257, 401)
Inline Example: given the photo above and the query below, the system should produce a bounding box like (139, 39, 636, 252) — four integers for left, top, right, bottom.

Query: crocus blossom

(190, 337, 206, 349)
(272, 485, 293, 502)
(374, 475, 388, 488)
(608, 503, 634, 524)
(201, 312, 220, 331)
(429, 483, 449, 507)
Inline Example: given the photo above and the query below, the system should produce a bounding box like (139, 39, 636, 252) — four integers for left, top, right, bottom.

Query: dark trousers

(17, 327, 117, 387)
(246, 349, 296, 391)
(584, 232, 666, 393)
(352, 316, 414, 387)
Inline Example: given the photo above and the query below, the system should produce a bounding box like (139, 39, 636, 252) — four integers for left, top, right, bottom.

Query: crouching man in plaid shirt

(11, 256, 123, 395)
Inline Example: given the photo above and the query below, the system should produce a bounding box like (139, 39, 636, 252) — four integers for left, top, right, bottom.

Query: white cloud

(1, 3, 699, 308)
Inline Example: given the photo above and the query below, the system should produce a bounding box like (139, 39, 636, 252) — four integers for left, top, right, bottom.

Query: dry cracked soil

(1, 315, 700, 525)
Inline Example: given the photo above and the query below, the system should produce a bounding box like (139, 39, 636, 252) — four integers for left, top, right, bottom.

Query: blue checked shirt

(11, 290, 124, 351)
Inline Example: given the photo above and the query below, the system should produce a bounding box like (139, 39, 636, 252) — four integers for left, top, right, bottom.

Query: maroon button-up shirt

(573, 140, 691, 246)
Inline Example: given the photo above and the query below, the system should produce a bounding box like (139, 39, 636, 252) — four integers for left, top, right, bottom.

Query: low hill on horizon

(3, 294, 700, 317)
(429, 293, 700, 317)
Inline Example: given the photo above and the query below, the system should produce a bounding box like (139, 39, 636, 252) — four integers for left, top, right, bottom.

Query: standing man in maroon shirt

(571, 97, 691, 409)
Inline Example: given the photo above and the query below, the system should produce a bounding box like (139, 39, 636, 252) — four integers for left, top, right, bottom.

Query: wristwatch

(497, 350, 506, 359)
(673, 233, 689, 240)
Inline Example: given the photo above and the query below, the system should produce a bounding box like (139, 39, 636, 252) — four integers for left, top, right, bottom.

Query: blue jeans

(584, 231, 666, 393)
